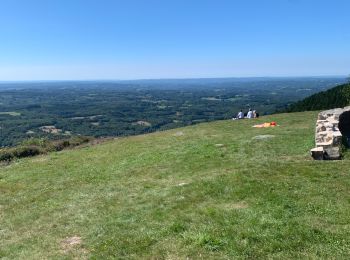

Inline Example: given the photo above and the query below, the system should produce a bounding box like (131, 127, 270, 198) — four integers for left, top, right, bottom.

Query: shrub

(0, 136, 94, 162)
(69, 136, 93, 146)
(21, 137, 49, 148)
(51, 136, 92, 151)
(0, 150, 14, 162)
(12, 146, 42, 158)
(52, 140, 71, 151)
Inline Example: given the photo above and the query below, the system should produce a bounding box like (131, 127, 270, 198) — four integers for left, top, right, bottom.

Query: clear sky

(0, 0, 349, 80)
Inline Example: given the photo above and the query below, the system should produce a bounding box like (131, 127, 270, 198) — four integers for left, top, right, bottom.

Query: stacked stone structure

(311, 107, 350, 160)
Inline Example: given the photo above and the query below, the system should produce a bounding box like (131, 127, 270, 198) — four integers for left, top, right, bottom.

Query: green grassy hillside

(287, 83, 350, 112)
(1, 111, 350, 259)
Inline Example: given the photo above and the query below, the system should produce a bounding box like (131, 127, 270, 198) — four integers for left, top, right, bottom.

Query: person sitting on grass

(237, 110, 244, 119)
(247, 108, 253, 119)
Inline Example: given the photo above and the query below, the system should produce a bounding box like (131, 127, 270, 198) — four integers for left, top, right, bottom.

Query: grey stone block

(311, 147, 324, 160)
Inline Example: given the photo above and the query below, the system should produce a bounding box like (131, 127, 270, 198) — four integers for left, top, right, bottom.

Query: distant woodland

(0, 78, 345, 146)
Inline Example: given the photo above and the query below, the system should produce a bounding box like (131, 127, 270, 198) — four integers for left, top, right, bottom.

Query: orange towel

(252, 122, 277, 128)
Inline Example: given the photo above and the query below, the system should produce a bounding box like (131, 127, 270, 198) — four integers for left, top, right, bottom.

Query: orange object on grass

(252, 121, 278, 128)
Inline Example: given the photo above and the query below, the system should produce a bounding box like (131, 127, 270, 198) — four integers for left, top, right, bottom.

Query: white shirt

(238, 111, 244, 119)
(247, 111, 253, 118)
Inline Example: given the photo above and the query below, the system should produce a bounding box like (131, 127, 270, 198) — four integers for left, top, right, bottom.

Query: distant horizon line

(0, 75, 347, 83)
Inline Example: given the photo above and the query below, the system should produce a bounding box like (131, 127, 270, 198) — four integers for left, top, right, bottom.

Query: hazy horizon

(0, 75, 347, 83)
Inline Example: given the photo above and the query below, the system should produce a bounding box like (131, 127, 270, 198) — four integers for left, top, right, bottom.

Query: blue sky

(0, 0, 349, 80)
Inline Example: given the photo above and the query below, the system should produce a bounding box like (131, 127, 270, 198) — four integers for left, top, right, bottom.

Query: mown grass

(1, 111, 350, 259)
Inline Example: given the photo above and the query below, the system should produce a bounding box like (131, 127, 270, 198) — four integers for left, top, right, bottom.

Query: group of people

(235, 109, 259, 119)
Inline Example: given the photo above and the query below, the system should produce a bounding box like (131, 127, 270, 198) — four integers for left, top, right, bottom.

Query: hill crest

(287, 83, 350, 112)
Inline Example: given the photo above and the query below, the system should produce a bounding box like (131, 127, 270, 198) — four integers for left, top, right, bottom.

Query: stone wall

(311, 106, 350, 160)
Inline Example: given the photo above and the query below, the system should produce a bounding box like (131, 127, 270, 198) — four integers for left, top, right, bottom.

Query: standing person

(247, 109, 253, 119)
(237, 110, 244, 119)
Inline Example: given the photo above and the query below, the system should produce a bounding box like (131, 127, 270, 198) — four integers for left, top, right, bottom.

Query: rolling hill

(1, 111, 350, 258)
(287, 83, 350, 112)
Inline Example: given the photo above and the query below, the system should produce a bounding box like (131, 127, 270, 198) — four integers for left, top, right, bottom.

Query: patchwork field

(0, 112, 21, 116)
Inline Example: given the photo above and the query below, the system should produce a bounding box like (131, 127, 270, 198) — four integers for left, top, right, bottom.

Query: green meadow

(1, 111, 350, 259)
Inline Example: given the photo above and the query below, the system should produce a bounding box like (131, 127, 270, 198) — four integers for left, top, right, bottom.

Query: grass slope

(1, 111, 350, 259)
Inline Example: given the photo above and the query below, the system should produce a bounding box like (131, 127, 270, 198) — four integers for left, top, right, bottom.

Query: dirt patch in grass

(61, 236, 82, 250)
(60, 236, 88, 257)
